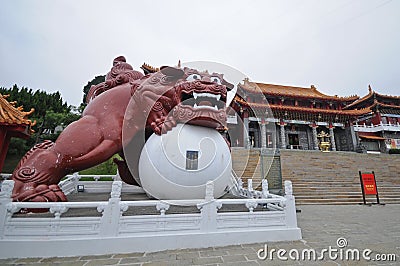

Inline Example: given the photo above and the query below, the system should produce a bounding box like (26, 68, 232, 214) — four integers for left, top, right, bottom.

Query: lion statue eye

(186, 74, 201, 81)
(211, 77, 221, 85)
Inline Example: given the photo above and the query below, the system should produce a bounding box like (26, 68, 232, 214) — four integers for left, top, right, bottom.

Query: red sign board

(361, 173, 377, 195)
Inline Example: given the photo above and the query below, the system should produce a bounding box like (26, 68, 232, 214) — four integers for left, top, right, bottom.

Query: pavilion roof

(343, 85, 400, 110)
(238, 78, 359, 102)
(0, 94, 35, 132)
(234, 95, 371, 117)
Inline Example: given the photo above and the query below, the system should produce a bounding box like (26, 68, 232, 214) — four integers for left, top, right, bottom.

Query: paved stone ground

(1, 203, 399, 265)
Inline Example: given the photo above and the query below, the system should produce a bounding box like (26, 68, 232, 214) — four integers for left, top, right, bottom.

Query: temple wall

(264, 154, 282, 191)
(298, 128, 309, 149)
(280, 150, 400, 185)
(335, 127, 355, 151)
(306, 127, 315, 150)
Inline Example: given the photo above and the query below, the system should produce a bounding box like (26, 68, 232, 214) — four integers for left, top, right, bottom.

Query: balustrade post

(247, 179, 254, 198)
(72, 172, 80, 193)
(284, 180, 298, 229)
(114, 169, 122, 181)
(262, 179, 269, 198)
(198, 181, 221, 232)
(0, 180, 14, 238)
(99, 181, 123, 237)
(238, 178, 243, 190)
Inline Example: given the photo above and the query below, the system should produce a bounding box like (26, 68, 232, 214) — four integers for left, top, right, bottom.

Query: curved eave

(350, 99, 400, 112)
(343, 90, 375, 110)
(375, 91, 400, 100)
(238, 84, 359, 102)
(234, 96, 371, 117)
(269, 104, 371, 116)
(0, 93, 35, 134)
(344, 88, 400, 110)
(375, 101, 400, 110)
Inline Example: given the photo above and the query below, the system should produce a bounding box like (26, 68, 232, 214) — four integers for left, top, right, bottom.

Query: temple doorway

(248, 121, 260, 148)
(288, 133, 300, 149)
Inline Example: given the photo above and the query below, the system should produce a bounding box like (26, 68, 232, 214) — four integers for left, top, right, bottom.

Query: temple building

(346, 86, 400, 152)
(0, 94, 35, 172)
(141, 62, 400, 153)
(228, 79, 381, 152)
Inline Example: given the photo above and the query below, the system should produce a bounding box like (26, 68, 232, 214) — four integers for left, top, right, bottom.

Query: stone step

(291, 181, 400, 184)
(294, 187, 400, 191)
(295, 198, 400, 204)
(296, 195, 363, 199)
(293, 189, 400, 193)
(232, 149, 400, 205)
(292, 183, 360, 186)
(297, 201, 400, 205)
(294, 192, 400, 201)
(293, 185, 400, 189)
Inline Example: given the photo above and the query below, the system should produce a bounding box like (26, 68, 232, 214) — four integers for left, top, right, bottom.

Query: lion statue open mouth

(10, 56, 233, 208)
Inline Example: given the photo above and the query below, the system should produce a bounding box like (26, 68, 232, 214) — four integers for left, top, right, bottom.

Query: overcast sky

(1, 0, 399, 107)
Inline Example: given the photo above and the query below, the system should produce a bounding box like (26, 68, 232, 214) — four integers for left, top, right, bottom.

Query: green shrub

(79, 155, 121, 175)
(389, 149, 400, 154)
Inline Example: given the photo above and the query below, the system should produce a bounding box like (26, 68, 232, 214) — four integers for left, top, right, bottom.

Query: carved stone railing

(58, 172, 143, 194)
(354, 123, 400, 132)
(0, 179, 301, 259)
(0, 172, 143, 197)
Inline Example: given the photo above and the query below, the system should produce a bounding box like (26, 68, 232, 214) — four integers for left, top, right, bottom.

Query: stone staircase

(280, 150, 400, 205)
(231, 148, 262, 188)
(231, 148, 400, 205)
(287, 177, 400, 205)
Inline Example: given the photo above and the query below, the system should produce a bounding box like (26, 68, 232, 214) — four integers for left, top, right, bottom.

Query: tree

(0, 85, 80, 154)
(80, 75, 105, 110)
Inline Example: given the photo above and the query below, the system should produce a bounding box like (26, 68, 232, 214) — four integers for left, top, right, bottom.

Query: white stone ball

(138, 123, 232, 199)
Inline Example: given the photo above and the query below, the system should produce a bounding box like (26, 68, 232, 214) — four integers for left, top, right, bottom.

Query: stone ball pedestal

(138, 123, 232, 200)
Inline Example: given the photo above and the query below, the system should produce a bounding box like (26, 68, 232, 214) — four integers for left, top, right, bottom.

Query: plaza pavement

(1, 203, 399, 265)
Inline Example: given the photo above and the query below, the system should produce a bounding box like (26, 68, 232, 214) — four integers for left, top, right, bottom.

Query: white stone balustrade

(0, 179, 301, 259)
(57, 173, 144, 194)
(354, 123, 400, 132)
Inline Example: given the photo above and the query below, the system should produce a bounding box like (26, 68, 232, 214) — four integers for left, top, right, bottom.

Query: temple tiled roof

(0, 94, 35, 130)
(234, 95, 371, 116)
(238, 78, 359, 102)
(343, 86, 400, 109)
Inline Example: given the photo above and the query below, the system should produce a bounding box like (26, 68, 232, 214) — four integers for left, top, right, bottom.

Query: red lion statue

(11, 56, 233, 203)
